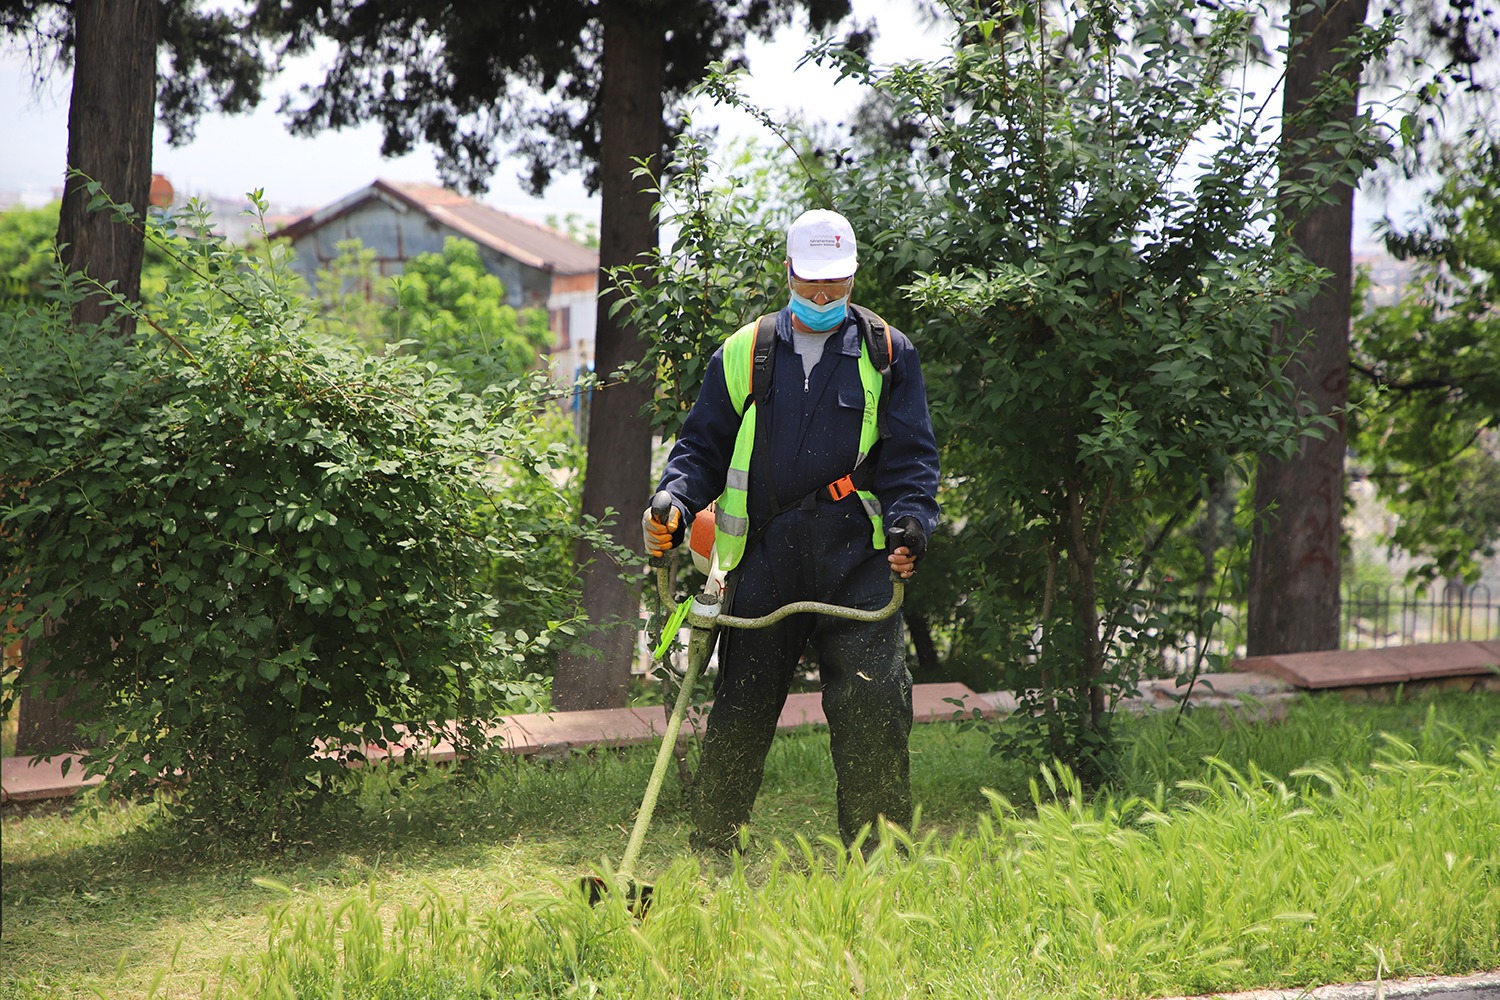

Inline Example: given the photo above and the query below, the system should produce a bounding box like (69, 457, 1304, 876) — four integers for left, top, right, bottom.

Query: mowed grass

(2, 690, 1498, 999)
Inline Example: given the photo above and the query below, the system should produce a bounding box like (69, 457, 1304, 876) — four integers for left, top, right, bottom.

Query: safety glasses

(788, 272, 854, 302)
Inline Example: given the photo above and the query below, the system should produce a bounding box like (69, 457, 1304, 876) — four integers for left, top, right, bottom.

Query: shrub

(1, 200, 599, 838)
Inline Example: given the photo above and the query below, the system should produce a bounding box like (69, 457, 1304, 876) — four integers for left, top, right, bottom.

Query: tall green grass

(3, 691, 1497, 999)
(219, 740, 1499, 999)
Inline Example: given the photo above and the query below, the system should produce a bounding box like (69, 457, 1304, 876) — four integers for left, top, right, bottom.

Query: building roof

(271, 179, 599, 276)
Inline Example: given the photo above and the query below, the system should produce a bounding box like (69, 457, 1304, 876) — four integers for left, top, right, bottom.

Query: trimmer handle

(648, 490, 676, 570)
(650, 490, 676, 526)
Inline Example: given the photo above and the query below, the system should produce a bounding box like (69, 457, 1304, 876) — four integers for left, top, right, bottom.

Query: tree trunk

(15, 624, 80, 756)
(57, 0, 158, 337)
(1246, 0, 1369, 656)
(1194, 472, 1236, 603)
(1065, 487, 1105, 732)
(551, 0, 664, 711)
(18, 0, 158, 754)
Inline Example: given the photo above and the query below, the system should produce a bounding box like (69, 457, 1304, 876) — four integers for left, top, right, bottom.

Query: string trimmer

(581, 491, 905, 916)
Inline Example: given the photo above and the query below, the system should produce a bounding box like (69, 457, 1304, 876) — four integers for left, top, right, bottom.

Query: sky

(0, 1, 948, 224)
(2, 0, 1400, 249)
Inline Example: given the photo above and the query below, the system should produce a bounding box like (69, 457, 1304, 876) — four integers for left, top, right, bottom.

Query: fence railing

(1343, 582, 1499, 649)
(1135, 582, 1498, 678)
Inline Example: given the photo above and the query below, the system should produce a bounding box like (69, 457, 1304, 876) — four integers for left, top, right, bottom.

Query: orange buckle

(825, 475, 856, 501)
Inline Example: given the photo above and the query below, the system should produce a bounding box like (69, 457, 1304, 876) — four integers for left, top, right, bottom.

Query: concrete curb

(1153, 970, 1500, 1000)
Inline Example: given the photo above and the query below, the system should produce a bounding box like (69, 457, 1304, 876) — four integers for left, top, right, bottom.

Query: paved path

(2, 682, 989, 803)
(6, 640, 1497, 805)
(1236, 640, 1500, 689)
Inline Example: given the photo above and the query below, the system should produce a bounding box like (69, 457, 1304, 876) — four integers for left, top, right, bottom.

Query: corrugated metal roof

(270, 179, 599, 277)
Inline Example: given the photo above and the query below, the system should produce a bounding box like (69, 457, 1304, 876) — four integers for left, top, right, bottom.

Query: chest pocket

(829, 385, 875, 442)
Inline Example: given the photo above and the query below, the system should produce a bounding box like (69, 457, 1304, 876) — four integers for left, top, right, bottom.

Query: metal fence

(1342, 582, 1499, 649)
(1136, 582, 1498, 678)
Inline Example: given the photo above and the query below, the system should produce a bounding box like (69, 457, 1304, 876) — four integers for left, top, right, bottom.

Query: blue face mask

(789, 288, 850, 332)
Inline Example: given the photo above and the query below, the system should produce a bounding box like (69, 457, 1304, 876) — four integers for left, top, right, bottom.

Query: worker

(642, 208, 941, 853)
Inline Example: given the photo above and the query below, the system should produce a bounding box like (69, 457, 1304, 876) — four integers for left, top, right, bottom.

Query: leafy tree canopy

(3, 0, 273, 144)
(1352, 138, 1500, 583)
(0, 201, 59, 291)
(258, 0, 869, 195)
(308, 235, 555, 395)
(0, 200, 193, 301)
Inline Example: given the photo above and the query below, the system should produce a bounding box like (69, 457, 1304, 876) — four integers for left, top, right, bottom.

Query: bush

(1, 201, 599, 838)
(384, 236, 554, 393)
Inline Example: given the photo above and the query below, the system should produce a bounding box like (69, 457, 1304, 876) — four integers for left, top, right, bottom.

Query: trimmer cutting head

(578, 875, 653, 917)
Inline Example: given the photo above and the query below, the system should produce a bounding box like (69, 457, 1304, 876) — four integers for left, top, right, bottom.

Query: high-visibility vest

(697, 309, 891, 580)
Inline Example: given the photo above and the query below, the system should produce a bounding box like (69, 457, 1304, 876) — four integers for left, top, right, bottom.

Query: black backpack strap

(750, 313, 778, 409)
(850, 304, 894, 440)
(750, 313, 782, 517)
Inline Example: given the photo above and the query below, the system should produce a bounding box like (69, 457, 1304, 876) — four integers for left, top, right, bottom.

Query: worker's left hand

(886, 516, 927, 580)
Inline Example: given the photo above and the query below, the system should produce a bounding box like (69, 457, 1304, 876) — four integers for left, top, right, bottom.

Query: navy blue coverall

(656, 306, 940, 849)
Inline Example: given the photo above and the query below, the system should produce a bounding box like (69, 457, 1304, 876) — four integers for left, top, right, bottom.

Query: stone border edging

(1150, 970, 1500, 1000)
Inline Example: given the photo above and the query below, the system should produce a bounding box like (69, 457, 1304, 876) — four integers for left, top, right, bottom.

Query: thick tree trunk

(18, 0, 158, 754)
(15, 624, 79, 756)
(57, 0, 158, 337)
(1246, 0, 1369, 657)
(551, 1, 664, 711)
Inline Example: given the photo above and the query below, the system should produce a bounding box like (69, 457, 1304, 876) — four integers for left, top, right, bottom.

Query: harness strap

(741, 462, 875, 563)
(726, 307, 895, 565)
(825, 474, 857, 502)
(749, 313, 777, 409)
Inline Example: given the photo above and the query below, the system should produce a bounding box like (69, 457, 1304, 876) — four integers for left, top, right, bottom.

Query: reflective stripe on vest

(711, 318, 885, 575)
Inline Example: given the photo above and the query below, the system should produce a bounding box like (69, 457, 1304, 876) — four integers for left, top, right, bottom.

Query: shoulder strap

(749, 313, 781, 515)
(850, 304, 892, 374)
(750, 313, 777, 407)
(746, 308, 888, 404)
(850, 304, 895, 440)
(722, 316, 773, 417)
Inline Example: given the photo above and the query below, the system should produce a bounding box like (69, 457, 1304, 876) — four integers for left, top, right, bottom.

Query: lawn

(2, 689, 1497, 999)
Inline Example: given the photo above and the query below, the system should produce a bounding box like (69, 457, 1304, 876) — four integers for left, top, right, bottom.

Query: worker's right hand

(642, 501, 683, 558)
(886, 516, 927, 580)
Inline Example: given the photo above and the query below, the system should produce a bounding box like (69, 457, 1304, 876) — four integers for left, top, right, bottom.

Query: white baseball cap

(787, 209, 858, 281)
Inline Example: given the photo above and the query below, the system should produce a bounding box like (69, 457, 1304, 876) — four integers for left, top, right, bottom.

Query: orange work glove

(642, 503, 682, 558)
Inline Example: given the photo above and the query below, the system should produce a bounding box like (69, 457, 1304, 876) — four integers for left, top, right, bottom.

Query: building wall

(283, 197, 553, 310)
(280, 193, 600, 389)
(545, 284, 598, 389)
